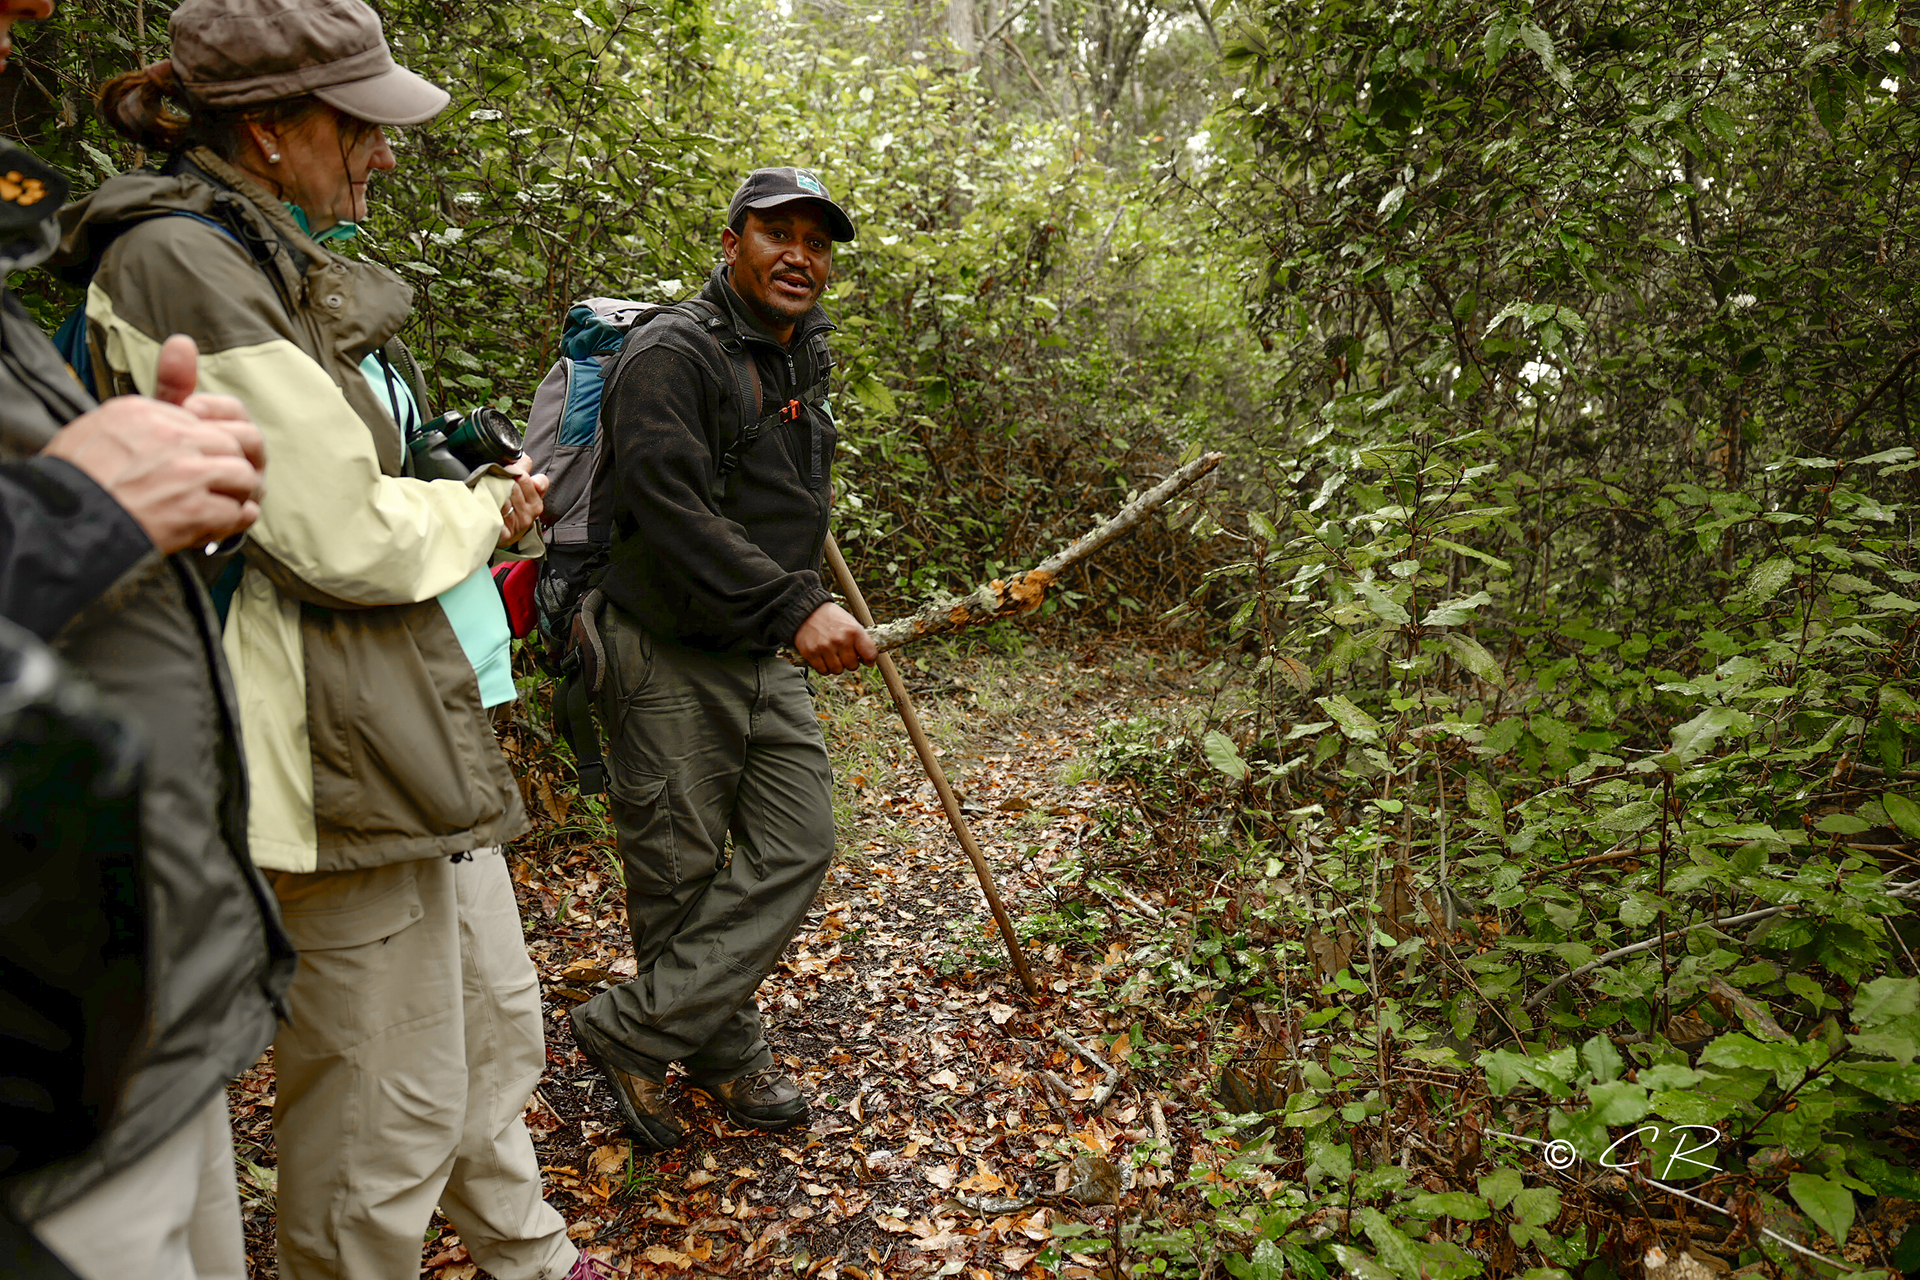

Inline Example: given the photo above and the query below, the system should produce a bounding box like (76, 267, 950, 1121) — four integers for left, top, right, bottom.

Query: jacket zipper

(735, 313, 833, 571)
(787, 345, 831, 569)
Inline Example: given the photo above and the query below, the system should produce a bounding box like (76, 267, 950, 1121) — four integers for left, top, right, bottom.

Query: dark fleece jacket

(597, 265, 837, 652)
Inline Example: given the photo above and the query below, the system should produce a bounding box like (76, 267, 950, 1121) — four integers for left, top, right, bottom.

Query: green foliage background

(2, 0, 1252, 616)
(7, 0, 1920, 1273)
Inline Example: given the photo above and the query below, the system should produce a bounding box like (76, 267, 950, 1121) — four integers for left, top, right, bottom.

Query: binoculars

(406, 406, 525, 482)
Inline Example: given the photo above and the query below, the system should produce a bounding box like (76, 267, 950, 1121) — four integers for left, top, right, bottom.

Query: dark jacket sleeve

(605, 342, 831, 649)
(0, 456, 154, 640)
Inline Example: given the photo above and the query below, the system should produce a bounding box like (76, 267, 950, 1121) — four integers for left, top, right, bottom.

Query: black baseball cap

(727, 167, 856, 242)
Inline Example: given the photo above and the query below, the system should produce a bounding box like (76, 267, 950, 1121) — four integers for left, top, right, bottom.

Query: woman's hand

(497, 457, 548, 548)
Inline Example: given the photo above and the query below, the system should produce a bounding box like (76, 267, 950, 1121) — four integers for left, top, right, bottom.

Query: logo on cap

(0, 171, 48, 207)
(794, 169, 827, 196)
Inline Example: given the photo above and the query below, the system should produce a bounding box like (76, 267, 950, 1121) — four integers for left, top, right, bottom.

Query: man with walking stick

(571, 167, 875, 1151)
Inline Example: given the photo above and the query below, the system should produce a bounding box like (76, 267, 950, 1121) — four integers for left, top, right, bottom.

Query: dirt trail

(230, 643, 1214, 1279)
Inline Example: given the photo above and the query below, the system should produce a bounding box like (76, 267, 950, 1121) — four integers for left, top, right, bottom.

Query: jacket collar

(56, 148, 413, 362)
(706, 263, 834, 348)
(56, 148, 299, 286)
(182, 148, 320, 276)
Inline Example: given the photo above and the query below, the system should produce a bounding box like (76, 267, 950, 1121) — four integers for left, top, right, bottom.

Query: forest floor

(229, 638, 1220, 1280)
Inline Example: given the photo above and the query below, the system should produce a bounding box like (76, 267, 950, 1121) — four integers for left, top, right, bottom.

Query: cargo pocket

(607, 610, 655, 710)
(276, 867, 425, 950)
(304, 600, 496, 845)
(273, 865, 437, 1053)
(608, 771, 680, 895)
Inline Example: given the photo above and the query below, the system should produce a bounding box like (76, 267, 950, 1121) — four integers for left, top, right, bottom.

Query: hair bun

(98, 59, 193, 151)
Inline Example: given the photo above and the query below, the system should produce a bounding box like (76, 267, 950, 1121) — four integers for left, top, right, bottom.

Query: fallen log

(858, 451, 1226, 654)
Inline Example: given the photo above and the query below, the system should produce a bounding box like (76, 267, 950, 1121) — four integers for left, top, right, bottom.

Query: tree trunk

(944, 0, 980, 61)
(1037, 0, 1066, 58)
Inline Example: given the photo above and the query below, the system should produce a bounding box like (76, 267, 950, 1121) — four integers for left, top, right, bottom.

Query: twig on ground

(1140, 1093, 1172, 1186)
(1633, 1173, 1849, 1271)
(1037, 1070, 1079, 1116)
(1052, 1028, 1122, 1111)
(1526, 878, 1920, 1008)
(1090, 878, 1164, 922)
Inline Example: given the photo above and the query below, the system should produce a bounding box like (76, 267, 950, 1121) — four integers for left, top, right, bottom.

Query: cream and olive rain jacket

(60, 149, 532, 874)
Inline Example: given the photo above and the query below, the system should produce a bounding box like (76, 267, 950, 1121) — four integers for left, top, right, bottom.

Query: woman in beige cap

(59, 2, 605, 1278)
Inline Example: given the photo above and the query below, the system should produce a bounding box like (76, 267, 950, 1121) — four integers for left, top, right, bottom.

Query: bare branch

(859, 451, 1226, 655)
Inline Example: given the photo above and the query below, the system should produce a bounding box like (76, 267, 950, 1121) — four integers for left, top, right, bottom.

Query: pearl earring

(268, 151, 281, 163)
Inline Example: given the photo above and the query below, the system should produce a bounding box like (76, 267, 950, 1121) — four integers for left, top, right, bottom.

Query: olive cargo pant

(269, 850, 576, 1280)
(571, 607, 835, 1084)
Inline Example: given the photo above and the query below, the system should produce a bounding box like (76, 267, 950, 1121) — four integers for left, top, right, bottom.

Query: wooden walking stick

(822, 535, 1042, 998)
(811, 453, 1227, 997)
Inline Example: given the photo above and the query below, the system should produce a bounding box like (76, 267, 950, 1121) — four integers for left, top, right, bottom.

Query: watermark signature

(1490, 1124, 1720, 1180)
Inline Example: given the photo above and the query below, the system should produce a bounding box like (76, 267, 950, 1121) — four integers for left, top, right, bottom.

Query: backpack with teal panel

(524, 291, 838, 662)
(521, 297, 676, 661)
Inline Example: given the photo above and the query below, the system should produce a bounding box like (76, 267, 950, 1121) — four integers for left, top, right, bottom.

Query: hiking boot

(572, 1022, 682, 1152)
(687, 1065, 810, 1130)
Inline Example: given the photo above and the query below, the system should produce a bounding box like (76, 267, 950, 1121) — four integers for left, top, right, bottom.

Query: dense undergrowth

(1037, 1, 1920, 1275)
(7, 0, 1248, 622)
(1033, 446, 1920, 1277)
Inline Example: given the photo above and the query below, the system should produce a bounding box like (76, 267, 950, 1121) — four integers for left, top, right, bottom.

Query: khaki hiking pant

(28, 1092, 245, 1280)
(571, 610, 835, 1083)
(270, 849, 576, 1280)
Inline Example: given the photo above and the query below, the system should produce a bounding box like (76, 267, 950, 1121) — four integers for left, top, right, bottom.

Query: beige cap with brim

(169, 0, 449, 126)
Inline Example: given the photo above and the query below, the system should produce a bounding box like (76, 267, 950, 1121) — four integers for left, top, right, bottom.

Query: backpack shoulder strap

(381, 336, 433, 423)
(717, 328, 835, 484)
(187, 191, 303, 320)
(674, 297, 758, 421)
(54, 208, 266, 398)
(599, 297, 719, 400)
(600, 297, 761, 483)
(600, 297, 827, 486)
(684, 300, 815, 484)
